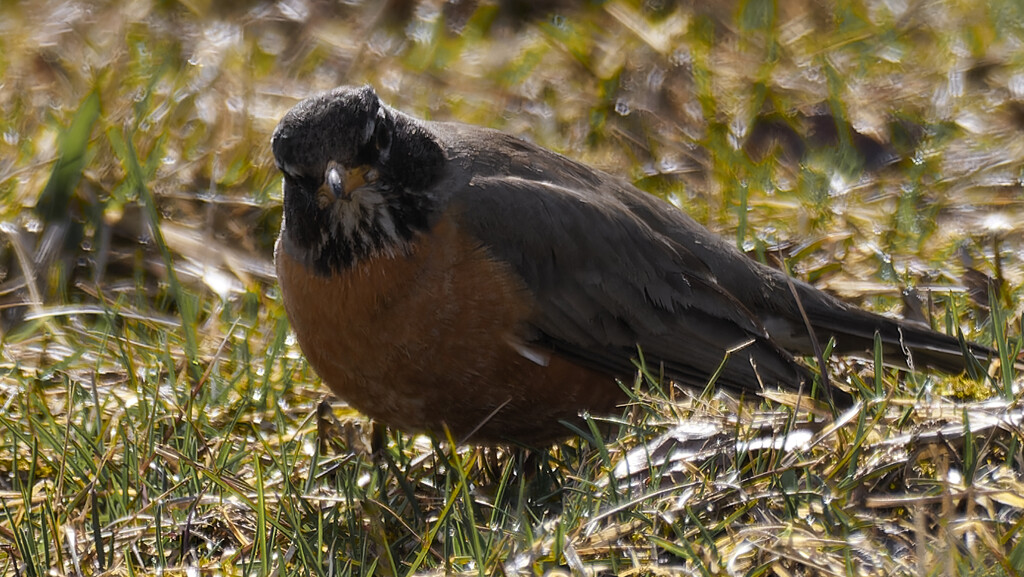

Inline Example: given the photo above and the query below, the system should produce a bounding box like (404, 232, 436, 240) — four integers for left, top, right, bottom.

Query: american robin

(272, 85, 990, 446)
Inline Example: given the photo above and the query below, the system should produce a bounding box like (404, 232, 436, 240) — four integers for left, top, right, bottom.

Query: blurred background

(2, 0, 1022, 331)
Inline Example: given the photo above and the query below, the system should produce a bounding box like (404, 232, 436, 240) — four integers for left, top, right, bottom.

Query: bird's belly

(275, 214, 617, 444)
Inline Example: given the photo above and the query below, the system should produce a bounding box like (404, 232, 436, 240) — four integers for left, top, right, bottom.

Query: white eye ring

(278, 161, 300, 179)
(362, 114, 375, 145)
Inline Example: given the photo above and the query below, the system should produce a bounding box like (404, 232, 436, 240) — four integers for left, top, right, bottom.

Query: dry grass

(0, 0, 1022, 575)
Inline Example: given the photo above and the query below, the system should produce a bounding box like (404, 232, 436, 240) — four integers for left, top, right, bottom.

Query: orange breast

(275, 213, 621, 445)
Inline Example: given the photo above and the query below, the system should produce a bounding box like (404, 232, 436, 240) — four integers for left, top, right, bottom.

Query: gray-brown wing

(449, 174, 810, 394)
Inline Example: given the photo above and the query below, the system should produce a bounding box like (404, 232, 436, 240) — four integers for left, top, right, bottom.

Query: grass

(1, 0, 1023, 575)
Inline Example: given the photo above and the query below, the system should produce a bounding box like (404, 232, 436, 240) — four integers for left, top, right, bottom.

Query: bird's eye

(280, 168, 317, 190)
(373, 108, 392, 160)
(277, 161, 302, 182)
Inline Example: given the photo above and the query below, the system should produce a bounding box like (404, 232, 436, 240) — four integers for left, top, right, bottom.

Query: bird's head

(272, 86, 445, 275)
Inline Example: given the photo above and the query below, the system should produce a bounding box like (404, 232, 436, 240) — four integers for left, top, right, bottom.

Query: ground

(0, 1, 1022, 575)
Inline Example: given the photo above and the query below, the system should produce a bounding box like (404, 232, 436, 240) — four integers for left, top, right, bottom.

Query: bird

(272, 85, 991, 447)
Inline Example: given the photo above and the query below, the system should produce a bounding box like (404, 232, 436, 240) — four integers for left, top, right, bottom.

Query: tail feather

(806, 305, 994, 374)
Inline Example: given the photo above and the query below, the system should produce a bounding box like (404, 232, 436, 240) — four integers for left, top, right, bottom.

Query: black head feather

(273, 86, 446, 275)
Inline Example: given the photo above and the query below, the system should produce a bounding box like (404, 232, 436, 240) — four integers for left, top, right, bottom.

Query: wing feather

(448, 173, 809, 393)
